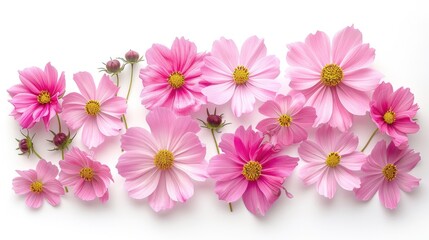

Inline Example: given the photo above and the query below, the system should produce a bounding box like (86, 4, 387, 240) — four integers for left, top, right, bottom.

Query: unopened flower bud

(207, 114, 222, 127)
(125, 50, 140, 63)
(53, 132, 67, 147)
(19, 139, 29, 153)
(106, 59, 121, 73)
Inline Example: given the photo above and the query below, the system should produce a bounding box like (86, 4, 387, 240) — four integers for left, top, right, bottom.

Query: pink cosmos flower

(201, 36, 281, 117)
(355, 140, 420, 209)
(12, 159, 65, 208)
(140, 37, 207, 115)
(8, 62, 65, 130)
(116, 107, 207, 212)
(370, 82, 419, 149)
(62, 72, 127, 148)
(287, 26, 383, 131)
(59, 147, 113, 203)
(298, 125, 366, 199)
(256, 93, 317, 147)
(207, 126, 298, 216)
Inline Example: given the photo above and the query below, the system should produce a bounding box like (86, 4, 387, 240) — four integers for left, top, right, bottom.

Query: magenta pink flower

(287, 26, 383, 131)
(298, 125, 365, 199)
(370, 82, 419, 149)
(140, 37, 207, 115)
(116, 107, 207, 212)
(201, 36, 281, 117)
(257, 93, 316, 147)
(8, 62, 65, 130)
(355, 140, 420, 209)
(62, 72, 127, 148)
(12, 160, 65, 208)
(59, 147, 113, 203)
(207, 126, 298, 216)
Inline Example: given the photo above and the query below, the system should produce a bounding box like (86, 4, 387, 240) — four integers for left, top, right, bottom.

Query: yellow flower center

(168, 72, 185, 89)
(382, 163, 397, 181)
(80, 167, 94, 181)
(37, 90, 51, 104)
(233, 66, 249, 85)
(154, 149, 174, 170)
(85, 100, 100, 116)
(278, 114, 292, 127)
(326, 152, 341, 168)
(30, 181, 43, 193)
(383, 109, 396, 124)
(321, 64, 343, 87)
(242, 160, 262, 181)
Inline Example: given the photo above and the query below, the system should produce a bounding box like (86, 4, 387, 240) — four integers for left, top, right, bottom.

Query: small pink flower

(257, 93, 316, 147)
(140, 37, 207, 115)
(355, 140, 420, 209)
(287, 26, 383, 131)
(370, 82, 419, 149)
(62, 72, 127, 148)
(298, 125, 366, 199)
(59, 147, 113, 203)
(8, 62, 66, 130)
(12, 160, 65, 208)
(116, 107, 207, 212)
(207, 126, 298, 216)
(202, 36, 281, 117)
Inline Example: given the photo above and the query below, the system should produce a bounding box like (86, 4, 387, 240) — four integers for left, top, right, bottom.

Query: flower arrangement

(9, 26, 420, 215)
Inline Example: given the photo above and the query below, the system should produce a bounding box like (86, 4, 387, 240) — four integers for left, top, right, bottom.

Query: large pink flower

(298, 125, 366, 199)
(256, 93, 316, 147)
(8, 62, 65, 130)
(62, 72, 127, 148)
(370, 82, 419, 149)
(355, 140, 420, 209)
(140, 37, 207, 115)
(116, 107, 207, 212)
(59, 147, 113, 203)
(287, 26, 383, 131)
(207, 126, 298, 216)
(12, 159, 65, 208)
(201, 36, 281, 117)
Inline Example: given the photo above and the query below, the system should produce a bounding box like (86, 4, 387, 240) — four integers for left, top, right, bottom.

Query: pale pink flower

(8, 62, 65, 130)
(355, 140, 420, 209)
(298, 125, 365, 199)
(140, 37, 207, 115)
(208, 126, 298, 216)
(59, 147, 113, 203)
(62, 72, 127, 148)
(12, 160, 65, 208)
(257, 93, 316, 147)
(202, 36, 281, 117)
(116, 107, 207, 212)
(370, 82, 419, 149)
(287, 26, 383, 131)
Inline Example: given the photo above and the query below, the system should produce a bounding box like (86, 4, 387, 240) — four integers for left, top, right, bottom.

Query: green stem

(56, 114, 62, 133)
(115, 74, 120, 87)
(126, 64, 134, 101)
(65, 186, 68, 193)
(32, 148, 43, 160)
(211, 129, 233, 212)
(122, 115, 128, 130)
(361, 128, 378, 152)
(61, 149, 65, 160)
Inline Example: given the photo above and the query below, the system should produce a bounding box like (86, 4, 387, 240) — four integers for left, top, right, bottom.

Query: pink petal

(96, 75, 119, 103)
(43, 180, 65, 196)
(208, 154, 244, 180)
(44, 62, 59, 92)
(293, 107, 317, 126)
(145, 44, 173, 73)
(262, 156, 298, 178)
(333, 166, 360, 191)
(73, 72, 96, 100)
(96, 113, 122, 137)
(286, 42, 323, 72)
(328, 90, 353, 131)
(340, 44, 376, 71)
(333, 131, 359, 156)
(165, 169, 194, 202)
(214, 177, 248, 202)
(305, 31, 331, 67)
(171, 37, 198, 74)
(124, 168, 160, 199)
(395, 173, 420, 192)
(298, 140, 327, 163)
(82, 118, 105, 149)
(12, 177, 32, 195)
(390, 87, 416, 113)
(16, 169, 37, 182)
(354, 174, 384, 201)
(379, 181, 400, 209)
(394, 149, 420, 172)
(174, 162, 208, 182)
(332, 26, 363, 65)
(256, 118, 279, 134)
(201, 82, 235, 105)
(316, 168, 337, 199)
(242, 182, 271, 216)
(275, 127, 294, 146)
(343, 68, 383, 92)
(18, 67, 44, 94)
(288, 124, 308, 144)
(172, 133, 205, 164)
(256, 176, 282, 203)
(306, 85, 333, 126)
(25, 193, 43, 208)
(171, 88, 198, 115)
(140, 82, 172, 109)
(259, 99, 282, 118)
(246, 77, 279, 102)
(249, 55, 280, 80)
(211, 37, 239, 71)
(10, 93, 38, 111)
(74, 181, 96, 201)
(394, 117, 419, 134)
(218, 133, 236, 157)
(287, 67, 320, 91)
(239, 36, 267, 68)
(202, 56, 234, 84)
(43, 191, 61, 206)
(61, 93, 88, 130)
(148, 173, 175, 212)
(299, 162, 326, 185)
(340, 152, 365, 171)
(99, 191, 109, 204)
(101, 97, 127, 116)
(336, 84, 370, 115)
(117, 151, 157, 179)
(36, 160, 59, 182)
(8, 84, 29, 97)
(91, 176, 109, 198)
(146, 107, 176, 148)
(120, 127, 158, 154)
(231, 85, 256, 117)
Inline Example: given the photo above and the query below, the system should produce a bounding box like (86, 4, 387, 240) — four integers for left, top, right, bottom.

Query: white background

(1, 0, 428, 239)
